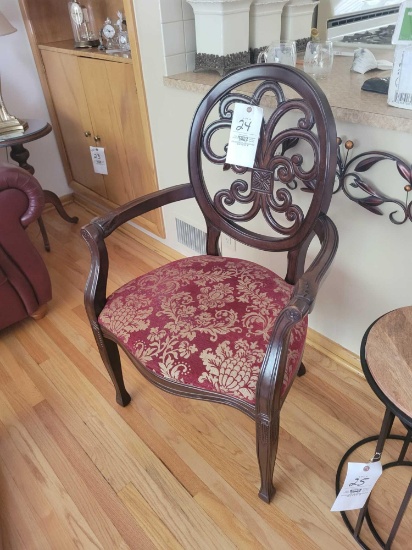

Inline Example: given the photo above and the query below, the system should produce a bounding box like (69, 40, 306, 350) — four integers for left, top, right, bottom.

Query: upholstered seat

(99, 256, 307, 405)
(82, 64, 339, 502)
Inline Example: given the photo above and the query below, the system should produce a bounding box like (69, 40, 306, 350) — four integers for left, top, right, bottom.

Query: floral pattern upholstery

(98, 256, 307, 405)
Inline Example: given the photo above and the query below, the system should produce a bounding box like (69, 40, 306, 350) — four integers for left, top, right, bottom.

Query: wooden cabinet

(41, 50, 107, 197)
(19, 0, 165, 238)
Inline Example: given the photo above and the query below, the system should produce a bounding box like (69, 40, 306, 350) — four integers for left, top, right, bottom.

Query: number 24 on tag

(225, 103, 263, 169)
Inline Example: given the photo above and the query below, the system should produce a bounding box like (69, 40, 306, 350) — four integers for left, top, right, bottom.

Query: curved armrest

(289, 213, 339, 316)
(87, 184, 194, 238)
(256, 214, 338, 412)
(0, 163, 44, 227)
(81, 184, 195, 321)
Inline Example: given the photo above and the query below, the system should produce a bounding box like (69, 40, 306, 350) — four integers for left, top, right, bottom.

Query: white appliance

(316, 0, 401, 46)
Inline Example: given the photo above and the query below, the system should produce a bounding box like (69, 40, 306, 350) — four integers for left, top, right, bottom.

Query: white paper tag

(388, 46, 412, 109)
(331, 462, 382, 512)
(90, 147, 108, 175)
(225, 103, 263, 169)
(398, 49, 412, 94)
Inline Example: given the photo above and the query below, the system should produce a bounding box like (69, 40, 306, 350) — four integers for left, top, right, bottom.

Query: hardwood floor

(0, 203, 410, 549)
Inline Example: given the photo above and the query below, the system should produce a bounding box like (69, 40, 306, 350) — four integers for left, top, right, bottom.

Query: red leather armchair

(0, 164, 52, 330)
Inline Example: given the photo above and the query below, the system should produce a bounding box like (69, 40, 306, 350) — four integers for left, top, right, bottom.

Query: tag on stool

(331, 461, 382, 512)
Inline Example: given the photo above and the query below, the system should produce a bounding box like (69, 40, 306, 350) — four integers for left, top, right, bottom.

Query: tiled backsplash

(159, 0, 196, 76)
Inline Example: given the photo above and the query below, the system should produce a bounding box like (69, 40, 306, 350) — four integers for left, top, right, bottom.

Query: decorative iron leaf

(396, 161, 411, 184)
(350, 178, 375, 195)
(357, 200, 384, 215)
(359, 196, 385, 206)
(356, 196, 386, 216)
(355, 156, 385, 172)
(281, 137, 300, 155)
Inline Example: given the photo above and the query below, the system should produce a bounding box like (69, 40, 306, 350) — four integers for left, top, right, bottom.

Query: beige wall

(0, 1, 70, 196)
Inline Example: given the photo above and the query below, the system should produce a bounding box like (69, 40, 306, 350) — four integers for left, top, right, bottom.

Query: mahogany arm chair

(82, 64, 339, 503)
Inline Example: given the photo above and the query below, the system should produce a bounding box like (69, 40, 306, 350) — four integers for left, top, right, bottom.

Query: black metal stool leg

(354, 407, 395, 539)
(398, 429, 411, 463)
(385, 477, 412, 549)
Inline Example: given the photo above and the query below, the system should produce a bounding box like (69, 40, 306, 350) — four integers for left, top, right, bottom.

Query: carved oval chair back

(82, 64, 339, 503)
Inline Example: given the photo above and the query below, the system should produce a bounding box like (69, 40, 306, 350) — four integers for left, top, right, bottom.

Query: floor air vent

(176, 218, 206, 255)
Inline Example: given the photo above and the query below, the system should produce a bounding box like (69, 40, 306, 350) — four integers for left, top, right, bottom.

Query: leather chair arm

(0, 163, 44, 227)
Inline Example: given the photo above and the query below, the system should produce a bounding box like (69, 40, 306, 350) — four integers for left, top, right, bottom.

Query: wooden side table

(336, 306, 412, 549)
(0, 119, 78, 251)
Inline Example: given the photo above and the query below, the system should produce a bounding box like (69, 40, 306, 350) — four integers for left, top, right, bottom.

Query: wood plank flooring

(0, 203, 410, 549)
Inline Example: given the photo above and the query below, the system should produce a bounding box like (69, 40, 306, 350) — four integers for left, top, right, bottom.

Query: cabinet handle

(94, 136, 101, 142)
(84, 131, 91, 137)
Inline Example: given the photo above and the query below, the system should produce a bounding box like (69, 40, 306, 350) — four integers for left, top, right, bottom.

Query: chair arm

(256, 214, 338, 412)
(0, 164, 44, 227)
(81, 184, 195, 321)
(289, 213, 339, 316)
(86, 183, 195, 238)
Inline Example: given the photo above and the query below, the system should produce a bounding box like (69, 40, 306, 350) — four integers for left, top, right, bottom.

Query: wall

(0, 1, 69, 196)
(133, 0, 412, 356)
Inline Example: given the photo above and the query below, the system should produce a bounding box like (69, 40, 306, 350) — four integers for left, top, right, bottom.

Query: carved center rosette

(201, 81, 320, 236)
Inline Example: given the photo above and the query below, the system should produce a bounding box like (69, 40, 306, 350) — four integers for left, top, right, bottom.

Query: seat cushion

(99, 256, 307, 405)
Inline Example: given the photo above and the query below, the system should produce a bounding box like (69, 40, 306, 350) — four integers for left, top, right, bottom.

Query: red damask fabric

(98, 256, 307, 404)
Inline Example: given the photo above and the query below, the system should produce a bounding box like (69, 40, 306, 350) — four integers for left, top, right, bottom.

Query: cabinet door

(78, 57, 132, 205)
(41, 50, 107, 197)
(79, 57, 163, 233)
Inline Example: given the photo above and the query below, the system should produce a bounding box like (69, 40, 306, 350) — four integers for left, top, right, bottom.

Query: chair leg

(256, 412, 280, 503)
(92, 324, 131, 407)
(297, 362, 306, 377)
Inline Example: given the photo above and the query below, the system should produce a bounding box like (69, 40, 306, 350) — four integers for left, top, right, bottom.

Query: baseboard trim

(73, 196, 363, 378)
(306, 328, 363, 378)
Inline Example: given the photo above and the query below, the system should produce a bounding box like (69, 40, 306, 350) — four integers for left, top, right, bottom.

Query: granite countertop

(164, 51, 412, 133)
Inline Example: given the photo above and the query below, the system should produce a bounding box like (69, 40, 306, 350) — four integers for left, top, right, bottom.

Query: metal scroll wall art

(334, 138, 412, 225)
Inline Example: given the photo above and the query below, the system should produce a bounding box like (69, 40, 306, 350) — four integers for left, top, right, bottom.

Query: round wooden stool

(336, 306, 412, 549)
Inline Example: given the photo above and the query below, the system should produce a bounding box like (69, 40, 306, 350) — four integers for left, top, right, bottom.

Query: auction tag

(331, 462, 382, 512)
(90, 147, 108, 175)
(225, 103, 263, 169)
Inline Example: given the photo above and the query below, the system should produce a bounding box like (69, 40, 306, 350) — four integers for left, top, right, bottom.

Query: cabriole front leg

(91, 321, 131, 407)
(256, 411, 280, 503)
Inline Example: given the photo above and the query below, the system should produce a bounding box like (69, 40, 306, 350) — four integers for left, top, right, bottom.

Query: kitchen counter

(164, 51, 412, 133)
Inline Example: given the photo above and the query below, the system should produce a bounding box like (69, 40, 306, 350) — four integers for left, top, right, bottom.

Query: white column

(187, 0, 252, 74)
(280, 0, 318, 48)
(250, 0, 287, 49)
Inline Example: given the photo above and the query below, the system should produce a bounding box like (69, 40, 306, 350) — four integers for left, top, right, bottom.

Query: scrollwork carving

(201, 81, 321, 236)
(286, 308, 301, 323)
